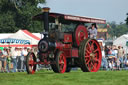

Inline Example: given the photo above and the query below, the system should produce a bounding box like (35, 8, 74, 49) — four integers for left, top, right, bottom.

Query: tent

(0, 30, 41, 47)
(9, 30, 40, 45)
(113, 34, 128, 53)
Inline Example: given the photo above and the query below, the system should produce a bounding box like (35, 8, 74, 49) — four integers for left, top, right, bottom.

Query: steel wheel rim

(84, 39, 102, 72)
(59, 53, 66, 73)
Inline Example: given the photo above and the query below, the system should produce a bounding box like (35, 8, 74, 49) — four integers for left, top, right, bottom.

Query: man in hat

(88, 23, 97, 39)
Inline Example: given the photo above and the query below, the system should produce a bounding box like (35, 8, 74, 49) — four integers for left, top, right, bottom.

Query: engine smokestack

(42, 7, 50, 36)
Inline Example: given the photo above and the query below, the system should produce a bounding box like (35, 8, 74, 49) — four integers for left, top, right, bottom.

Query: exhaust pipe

(42, 7, 50, 37)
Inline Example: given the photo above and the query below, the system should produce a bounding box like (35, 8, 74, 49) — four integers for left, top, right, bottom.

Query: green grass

(0, 70, 128, 85)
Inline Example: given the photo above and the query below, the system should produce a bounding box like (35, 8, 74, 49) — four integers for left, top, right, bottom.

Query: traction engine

(26, 7, 106, 74)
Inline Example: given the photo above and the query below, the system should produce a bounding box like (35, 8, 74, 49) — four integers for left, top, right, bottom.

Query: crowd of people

(101, 45, 128, 70)
(0, 47, 37, 73)
(0, 45, 128, 73)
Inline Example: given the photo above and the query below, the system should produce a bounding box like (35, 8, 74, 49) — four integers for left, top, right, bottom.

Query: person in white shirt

(11, 48, 18, 72)
(88, 23, 97, 39)
(21, 47, 28, 71)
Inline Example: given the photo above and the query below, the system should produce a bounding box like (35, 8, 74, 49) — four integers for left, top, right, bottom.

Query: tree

(107, 21, 128, 39)
(0, 0, 46, 33)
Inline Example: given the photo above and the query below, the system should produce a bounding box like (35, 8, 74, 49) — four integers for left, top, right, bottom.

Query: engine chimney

(42, 7, 50, 37)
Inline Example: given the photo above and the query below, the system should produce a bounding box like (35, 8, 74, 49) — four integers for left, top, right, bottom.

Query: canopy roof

(9, 30, 40, 45)
(32, 12, 106, 24)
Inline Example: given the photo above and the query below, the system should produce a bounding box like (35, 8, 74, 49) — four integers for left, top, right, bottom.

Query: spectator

(118, 46, 124, 68)
(17, 47, 22, 72)
(101, 46, 108, 70)
(6, 49, 11, 73)
(88, 23, 97, 39)
(11, 48, 18, 72)
(21, 47, 28, 71)
(0, 49, 4, 72)
(20, 47, 24, 72)
(1, 47, 8, 72)
(108, 46, 116, 70)
(124, 54, 128, 69)
(105, 45, 110, 58)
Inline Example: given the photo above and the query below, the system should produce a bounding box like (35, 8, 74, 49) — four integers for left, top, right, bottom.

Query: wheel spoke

(88, 62, 93, 71)
(60, 64, 63, 71)
(93, 58, 100, 63)
(85, 55, 90, 58)
(86, 48, 91, 54)
(94, 53, 98, 57)
(90, 61, 96, 70)
(86, 59, 91, 65)
(59, 60, 64, 64)
(87, 43, 91, 52)
(93, 48, 99, 53)
(91, 41, 95, 51)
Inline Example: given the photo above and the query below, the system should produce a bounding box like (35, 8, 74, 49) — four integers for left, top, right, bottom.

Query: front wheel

(51, 51, 67, 73)
(26, 52, 37, 74)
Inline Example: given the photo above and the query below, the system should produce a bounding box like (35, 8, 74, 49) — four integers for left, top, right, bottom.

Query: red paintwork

(64, 15, 106, 24)
(71, 48, 78, 57)
(55, 42, 72, 50)
(63, 49, 72, 58)
(63, 34, 72, 43)
(75, 25, 88, 46)
(23, 30, 40, 40)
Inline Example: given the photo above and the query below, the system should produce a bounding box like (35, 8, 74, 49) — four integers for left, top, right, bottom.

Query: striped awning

(0, 38, 30, 44)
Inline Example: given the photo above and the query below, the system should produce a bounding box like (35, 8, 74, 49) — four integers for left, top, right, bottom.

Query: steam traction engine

(26, 7, 106, 74)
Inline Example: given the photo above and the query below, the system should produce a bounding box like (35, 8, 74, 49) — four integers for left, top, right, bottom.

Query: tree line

(107, 21, 128, 38)
(0, 0, 45, 33)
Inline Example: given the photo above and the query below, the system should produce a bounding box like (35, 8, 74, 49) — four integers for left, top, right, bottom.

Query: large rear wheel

(79, 39, 102, 72)
(26, 52, 37, 74)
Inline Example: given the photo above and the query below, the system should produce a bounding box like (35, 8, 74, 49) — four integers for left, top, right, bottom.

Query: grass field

(0, 70, 128, 85)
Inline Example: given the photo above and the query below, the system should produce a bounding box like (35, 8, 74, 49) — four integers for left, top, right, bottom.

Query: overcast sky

(39, 0, 128, 24)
